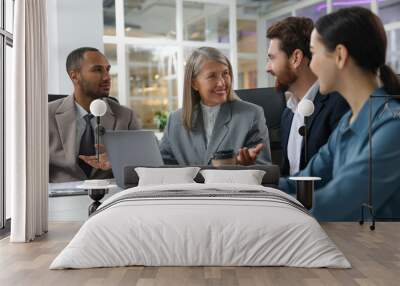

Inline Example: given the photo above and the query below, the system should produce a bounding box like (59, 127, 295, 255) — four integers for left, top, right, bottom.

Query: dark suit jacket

(49, 95, 141, 183)
(280, 91, 349, 176)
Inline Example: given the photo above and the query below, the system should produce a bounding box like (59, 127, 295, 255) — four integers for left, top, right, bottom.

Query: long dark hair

(315, 7, 400, 95)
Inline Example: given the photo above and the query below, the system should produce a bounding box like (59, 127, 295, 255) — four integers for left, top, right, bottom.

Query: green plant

(154, 111, 168, 131)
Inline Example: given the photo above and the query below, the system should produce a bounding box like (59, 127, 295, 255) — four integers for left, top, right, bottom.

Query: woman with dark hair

(280, 7, 400, 221)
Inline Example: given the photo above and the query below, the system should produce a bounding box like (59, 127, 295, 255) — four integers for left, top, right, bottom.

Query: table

(48, 181, 121, 221)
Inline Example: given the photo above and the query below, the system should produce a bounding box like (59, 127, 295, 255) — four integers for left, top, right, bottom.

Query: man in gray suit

(49, 47, 140, 183)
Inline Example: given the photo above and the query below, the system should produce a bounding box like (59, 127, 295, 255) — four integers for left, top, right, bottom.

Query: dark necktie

(78, 114, 95, 178)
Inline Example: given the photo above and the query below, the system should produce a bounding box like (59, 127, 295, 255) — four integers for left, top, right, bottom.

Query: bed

(50, 166, 350, 269)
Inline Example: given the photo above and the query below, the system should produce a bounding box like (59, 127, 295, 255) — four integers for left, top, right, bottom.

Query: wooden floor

(0, 222, 399, 286)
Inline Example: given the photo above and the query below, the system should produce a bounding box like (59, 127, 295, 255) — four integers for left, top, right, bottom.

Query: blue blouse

(279, 88, 400, 221)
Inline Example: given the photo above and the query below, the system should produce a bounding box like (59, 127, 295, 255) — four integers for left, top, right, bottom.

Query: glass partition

(124, 0, 176, 39)
(387, 29, 400, 73)
(183, 1, 229, 43)
(295, 1, 326, 23)
(237, 19, 256, 53)
(103, 0, 116, 36)
(379, 0, 400, 25)
(127, 46, 178, 128)
(331, 0, 370, 12)
(104, 44, 118, 99)
(238, 58, 257, 89)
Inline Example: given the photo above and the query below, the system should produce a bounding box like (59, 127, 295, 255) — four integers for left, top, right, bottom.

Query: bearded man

(49, 47, 140, 182)
(266, 17, 349, 176)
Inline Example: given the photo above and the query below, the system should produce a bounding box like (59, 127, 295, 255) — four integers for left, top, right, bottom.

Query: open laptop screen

(103, 130, 164, 188)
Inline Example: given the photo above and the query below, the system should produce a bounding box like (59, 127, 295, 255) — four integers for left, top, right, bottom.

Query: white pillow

(200, 169, 266, 185)
(135, 167, 201, 186)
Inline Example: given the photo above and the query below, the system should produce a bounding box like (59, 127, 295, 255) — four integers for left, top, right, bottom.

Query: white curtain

(8, 0, 48, 242)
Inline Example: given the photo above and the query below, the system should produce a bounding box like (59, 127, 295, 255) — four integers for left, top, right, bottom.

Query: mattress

(50, 183, 351, 269)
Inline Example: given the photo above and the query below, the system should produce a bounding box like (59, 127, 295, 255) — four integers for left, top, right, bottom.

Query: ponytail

(379, 64, 400, 96)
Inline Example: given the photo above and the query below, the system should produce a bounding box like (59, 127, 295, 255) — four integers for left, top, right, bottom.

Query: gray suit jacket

(49, 95, 140, 183)
(159, 100, 271, 165)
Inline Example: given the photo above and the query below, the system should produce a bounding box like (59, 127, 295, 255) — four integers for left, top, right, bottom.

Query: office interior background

(1, 0, 400, 229)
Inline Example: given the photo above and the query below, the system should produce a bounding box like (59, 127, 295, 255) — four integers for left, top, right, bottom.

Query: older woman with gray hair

(160, 47, 271, 165)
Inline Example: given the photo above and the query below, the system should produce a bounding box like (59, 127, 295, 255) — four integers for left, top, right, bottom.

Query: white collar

(285, 81, 319, 113)
(200, 102, 221, 114)
(74, 101, 89, 119)
(75, 100, 109, 119)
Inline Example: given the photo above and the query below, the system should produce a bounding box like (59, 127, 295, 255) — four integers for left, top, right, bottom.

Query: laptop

(103, 130, 164, 188)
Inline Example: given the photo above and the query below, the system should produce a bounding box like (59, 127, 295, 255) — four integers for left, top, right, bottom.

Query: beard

(80, 79, 109, 100)
(274, 64, 298, 93)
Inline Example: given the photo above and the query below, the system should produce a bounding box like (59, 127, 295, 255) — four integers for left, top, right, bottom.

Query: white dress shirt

(200, 102, 221, 147)
(286, 81, 319, 175)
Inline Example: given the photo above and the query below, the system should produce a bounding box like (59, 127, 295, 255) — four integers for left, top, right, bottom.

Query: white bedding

(50, 183, 351, 269)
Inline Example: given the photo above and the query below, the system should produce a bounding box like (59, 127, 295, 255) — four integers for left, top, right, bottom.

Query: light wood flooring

(0, 222, 399, 286)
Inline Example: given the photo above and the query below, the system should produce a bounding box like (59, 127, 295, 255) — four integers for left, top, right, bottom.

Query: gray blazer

(49, 95, 140, 183)
(159, 100, 271, 165)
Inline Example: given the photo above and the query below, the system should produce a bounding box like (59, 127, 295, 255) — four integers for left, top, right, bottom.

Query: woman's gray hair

(182, 47, 236, 130)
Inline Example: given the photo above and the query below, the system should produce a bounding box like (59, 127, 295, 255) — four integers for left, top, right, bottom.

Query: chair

(235, 87, 285, 166)
(107, 96, 119, 104)
(48, 94, 68, 102)
(48, 94, 119, 103)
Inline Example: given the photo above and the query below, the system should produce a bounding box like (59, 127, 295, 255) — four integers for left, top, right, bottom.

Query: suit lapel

(55, 95, 78, 166)
(281, 108, 294, 155)
(307, 92, 327, 133)
(300, 92, 328, 165)
(205, 102, 231, 164)
(99, 99, 116, 130)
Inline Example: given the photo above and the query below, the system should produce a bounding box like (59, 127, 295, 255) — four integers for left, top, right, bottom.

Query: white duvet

(50, 183, 351, 269)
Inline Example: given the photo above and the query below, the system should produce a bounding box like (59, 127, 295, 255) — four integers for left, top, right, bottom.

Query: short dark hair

(66, 47, 100, 74)
(266, 16, 314, 60)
